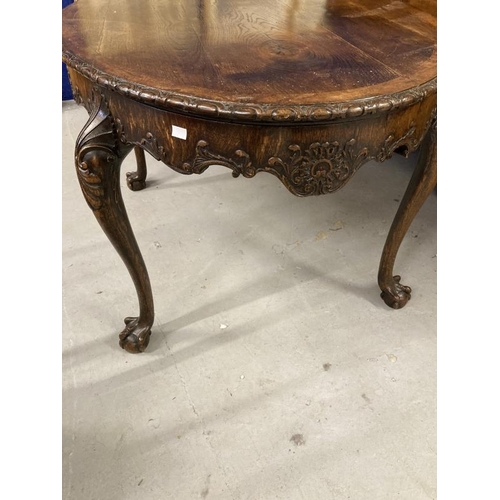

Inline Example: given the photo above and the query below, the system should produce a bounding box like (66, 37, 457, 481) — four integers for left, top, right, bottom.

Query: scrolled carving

(178, 120, 434, 197)
(378, 109, 437, 160)
(266, 121, 434, 195)
(114, 118, 128, 144)
(181, 140, 255, 178)
(377, 126, 417, 162)
(140, 132, 168, 162)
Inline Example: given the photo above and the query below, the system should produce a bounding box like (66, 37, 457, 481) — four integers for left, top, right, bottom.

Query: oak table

(62, 0, 437, 353)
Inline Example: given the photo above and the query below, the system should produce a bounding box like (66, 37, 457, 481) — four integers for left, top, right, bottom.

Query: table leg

(126, 146, 148, 191)
(378, 119, 437, 309)
(75, 90, 155, 352)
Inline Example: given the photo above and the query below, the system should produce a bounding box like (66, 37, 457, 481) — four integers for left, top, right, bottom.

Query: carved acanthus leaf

(74, 88, 129, 211)
(177, 119, 434, 196)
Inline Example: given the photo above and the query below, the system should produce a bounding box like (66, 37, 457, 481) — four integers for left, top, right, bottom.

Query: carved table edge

(63, 50, 437, 125)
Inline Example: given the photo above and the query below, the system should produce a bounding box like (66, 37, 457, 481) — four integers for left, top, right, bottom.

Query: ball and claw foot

(126, 171, 147, 191)
(119, 316, 152, 353)
(380, 275, 412, 309)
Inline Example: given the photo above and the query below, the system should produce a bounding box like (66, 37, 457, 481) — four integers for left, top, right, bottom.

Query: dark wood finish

(62, 0, 436, 122)
(63, 0, 436, 353)
(126, 146, 148, 191)
(379, 118, 437, 308)
(74, 89, 154, 353)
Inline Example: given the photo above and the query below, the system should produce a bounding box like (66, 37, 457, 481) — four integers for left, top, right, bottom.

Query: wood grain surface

(62, 0, 436, 107)
(64, 1, 437, 349)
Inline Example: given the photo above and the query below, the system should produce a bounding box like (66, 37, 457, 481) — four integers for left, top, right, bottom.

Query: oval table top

(62, 0, 436, 123)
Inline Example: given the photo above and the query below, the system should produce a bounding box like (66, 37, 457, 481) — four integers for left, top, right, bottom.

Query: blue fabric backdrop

(62, 0, 74, 100)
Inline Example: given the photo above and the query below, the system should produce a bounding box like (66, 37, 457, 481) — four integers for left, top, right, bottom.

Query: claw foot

(380, 275, 412, 309)
(119, 316, 152, 353)
(126, 171, 146, 191)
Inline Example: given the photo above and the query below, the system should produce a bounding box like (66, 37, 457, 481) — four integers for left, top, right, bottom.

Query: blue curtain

(62, 0, 74, 100)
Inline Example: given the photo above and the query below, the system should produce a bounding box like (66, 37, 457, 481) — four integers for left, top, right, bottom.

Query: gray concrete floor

(62, 100, 436, 500)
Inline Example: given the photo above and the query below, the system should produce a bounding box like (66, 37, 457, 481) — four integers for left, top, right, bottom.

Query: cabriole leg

(378, 120, 437, 309)
(126, 146, 148, 191)
(75, 89, 154, 352)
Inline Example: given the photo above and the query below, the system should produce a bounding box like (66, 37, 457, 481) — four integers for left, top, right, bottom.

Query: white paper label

(172, 125, 187, 140)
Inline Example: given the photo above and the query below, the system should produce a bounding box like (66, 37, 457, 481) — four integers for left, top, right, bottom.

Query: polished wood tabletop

(63, 0, 436, 353)
(62, 0, 436, 121)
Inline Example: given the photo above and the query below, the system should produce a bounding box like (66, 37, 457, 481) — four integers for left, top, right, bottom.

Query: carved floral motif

(178, 118, 433, 197)
(267, 140, 369, 195)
